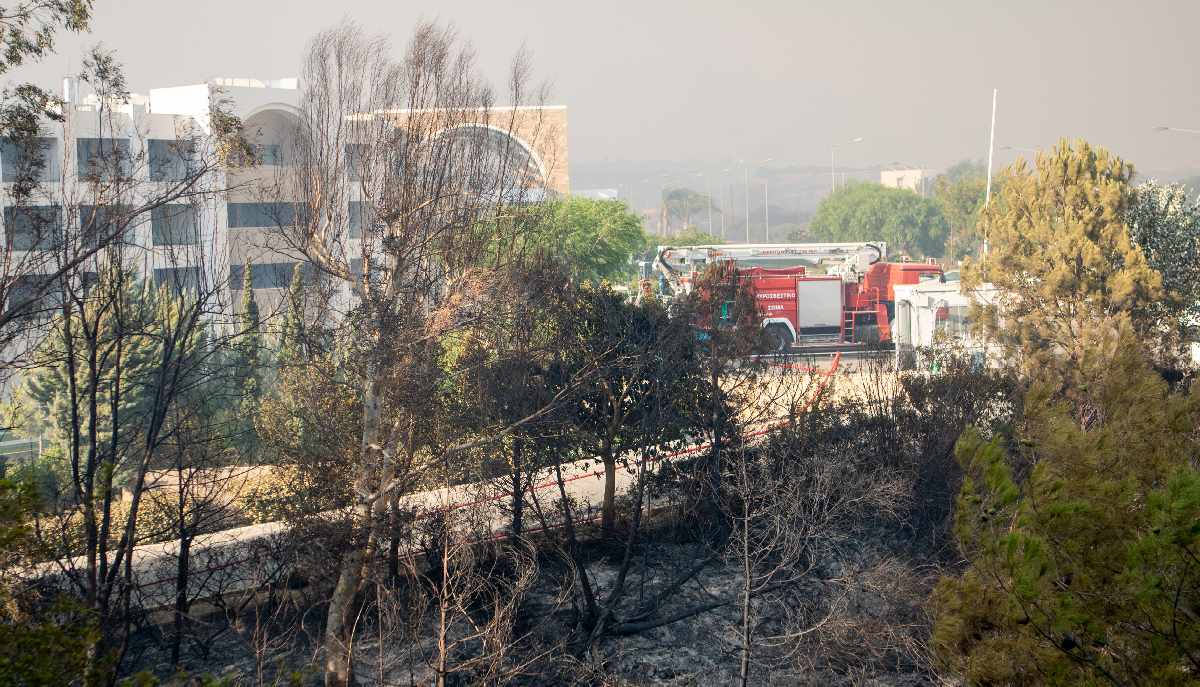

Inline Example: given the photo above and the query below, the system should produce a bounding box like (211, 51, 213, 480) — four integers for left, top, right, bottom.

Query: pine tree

(965, 139, 1167, 400)
(22, 265, 164, 483)
(932, 318, 1200, 686)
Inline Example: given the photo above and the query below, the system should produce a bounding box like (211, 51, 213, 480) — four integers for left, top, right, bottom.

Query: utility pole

(764, 180, 770, 242)
(984, 88, 997, 256)
(831, 137, 864, 194)
(719, 171, 728, 239)
(743, 164, 750, 242)
(985, 88, 997, 208)
(700, 172, 713, 235)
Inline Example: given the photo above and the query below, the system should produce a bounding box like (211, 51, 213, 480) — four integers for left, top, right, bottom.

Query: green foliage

(0, 3, 92, 179)
(933, 326, 1200, 685)
(810, 182, 948, 257)
(941, 159, 987, 184)
(524, 197, 648, 282)
(965, 140, 1168, 388)
(0, 478, 94, 683)
(20, 266, 171, 486)
(667, 227, 724, 246)
(0, 2, 92, 77)
(278, 263, 306, 367)
(932, 161, 987, 260)
(1178, 175, 1200, 202)
(232, 262, 264, 459)
(1126, 181, 1200, 328)
(662, 187, 717, 233)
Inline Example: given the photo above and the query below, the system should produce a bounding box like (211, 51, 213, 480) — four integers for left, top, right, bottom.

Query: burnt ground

(129, 530, 946, 687)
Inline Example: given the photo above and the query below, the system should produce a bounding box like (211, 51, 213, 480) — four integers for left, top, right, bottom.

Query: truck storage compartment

(796, 278, 843, 335)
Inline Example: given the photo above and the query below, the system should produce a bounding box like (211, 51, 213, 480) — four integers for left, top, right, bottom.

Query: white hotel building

(1, 76, 569, 317)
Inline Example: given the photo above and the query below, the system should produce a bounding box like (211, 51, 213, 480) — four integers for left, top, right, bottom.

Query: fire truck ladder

(842, 286, 883, 343)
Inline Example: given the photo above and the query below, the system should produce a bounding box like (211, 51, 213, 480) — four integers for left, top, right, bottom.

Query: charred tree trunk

(511, 436, 524, 538)
(171, 534, 192, 668)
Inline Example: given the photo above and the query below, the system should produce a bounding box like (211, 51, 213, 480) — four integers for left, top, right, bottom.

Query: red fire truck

(654, 243, 943, 351)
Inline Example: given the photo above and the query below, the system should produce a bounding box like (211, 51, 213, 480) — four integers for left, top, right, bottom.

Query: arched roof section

(433, 122, 549, 188)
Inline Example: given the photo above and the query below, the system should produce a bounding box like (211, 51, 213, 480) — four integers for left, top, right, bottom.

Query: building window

(77, 138, 131, 180)
(1, 137, 58, 182)
(4, 205, 62, 251)
(935, 305, 971, 337)
(151, 205, 199, 246)
(348, 201, 373, 238)
(227, 202, 298, 229)
(148, 139, 195, 181)
(229, 262, 317, 290)
(79, 204, 132, 248)
(6, 274, 59, 319)
(345, 144, 367, 181)
(153, 266, 202, 294)
(254, 144, 283, 166)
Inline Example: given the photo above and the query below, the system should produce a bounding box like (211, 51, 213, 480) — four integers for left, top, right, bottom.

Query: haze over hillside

(15, 0, 1200, 196)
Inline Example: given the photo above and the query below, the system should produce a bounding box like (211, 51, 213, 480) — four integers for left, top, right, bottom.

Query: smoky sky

(14, 0, 1200, 180)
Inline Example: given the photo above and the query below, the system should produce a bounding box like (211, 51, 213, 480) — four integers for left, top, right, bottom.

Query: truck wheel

(764, 324, 794, 352)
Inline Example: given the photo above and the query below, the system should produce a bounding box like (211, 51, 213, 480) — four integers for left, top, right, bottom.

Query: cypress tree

(278, 263, 304, 367)
(235, 260, 262, 458)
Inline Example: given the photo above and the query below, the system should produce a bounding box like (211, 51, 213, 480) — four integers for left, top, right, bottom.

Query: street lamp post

(761, 157, 774, 241)
(830, 137, 864, 193)
(719, 168, 729, 239)
(741, 162, 750, 242)
(1155, 125, 1200, 135)
(696, 172, 713, 235)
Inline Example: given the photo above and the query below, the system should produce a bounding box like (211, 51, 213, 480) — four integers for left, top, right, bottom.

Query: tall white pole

(764, 180, 770, 242)
(705, 174, 713, 235)
(743, 166, 750, 242)
(984, 88, 997, 256)
(830, 148, 836, 193)
(985, 88, 997, 207)
(721, 183, 727, 239)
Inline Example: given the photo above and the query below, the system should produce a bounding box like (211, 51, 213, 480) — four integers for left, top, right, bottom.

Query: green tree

(1126, 180, 1200, 329)
(0, 2, 92, 182)
(564, 282, 705, 532)
(232, 261, 263, 458)
(21, 266, 165, 483)
(662, 187, 717, 234)
(667, 226, 724, 246)
(1178, 175, 1200, 201)
(0, 479, 94, 683)
(941, 159, 987, 183)
(932, 322, 1200, 686)
(278, 262, 306, 367)
(526, 197, 648, 282)
(933, 161, 987, 260)
(809, 182, 948, 257)
(965, 140, 1166, 396)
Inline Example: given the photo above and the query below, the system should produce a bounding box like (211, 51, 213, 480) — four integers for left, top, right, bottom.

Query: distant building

(880, 168, 927, 195)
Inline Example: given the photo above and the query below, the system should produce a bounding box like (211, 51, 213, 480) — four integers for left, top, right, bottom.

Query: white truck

(891, 278, 1000, 370)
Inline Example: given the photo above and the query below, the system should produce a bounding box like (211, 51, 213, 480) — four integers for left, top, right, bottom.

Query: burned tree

(272, 21, 559, 685)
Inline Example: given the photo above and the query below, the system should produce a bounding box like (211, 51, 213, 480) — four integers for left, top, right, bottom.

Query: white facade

(0, 77, 308, 320)
(880, 168, 927, 194)
(2, 75, 569, 326)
